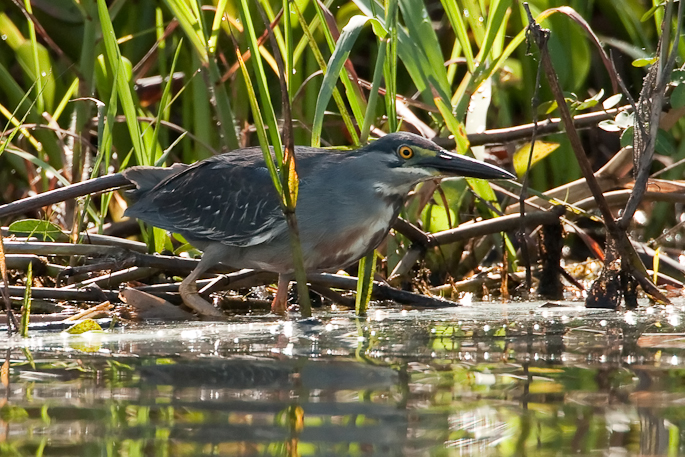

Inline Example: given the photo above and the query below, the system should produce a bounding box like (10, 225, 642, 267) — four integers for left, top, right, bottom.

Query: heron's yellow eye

(398, 146, 414, 159)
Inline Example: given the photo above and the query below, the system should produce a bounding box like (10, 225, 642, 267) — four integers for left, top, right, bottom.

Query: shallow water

(3, 299, 685, 456)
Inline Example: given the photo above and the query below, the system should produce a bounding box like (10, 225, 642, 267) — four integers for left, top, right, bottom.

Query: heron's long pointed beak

(420, 150, 516, 180)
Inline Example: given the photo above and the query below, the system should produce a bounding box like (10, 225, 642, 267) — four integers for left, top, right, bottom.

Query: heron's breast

(308, 201, 398, 271)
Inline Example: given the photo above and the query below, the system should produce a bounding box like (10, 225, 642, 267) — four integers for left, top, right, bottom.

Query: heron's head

(359, 132, 515, 184)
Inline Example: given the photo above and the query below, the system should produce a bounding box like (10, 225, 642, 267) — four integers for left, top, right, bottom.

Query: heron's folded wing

(125, 157, 286, 247)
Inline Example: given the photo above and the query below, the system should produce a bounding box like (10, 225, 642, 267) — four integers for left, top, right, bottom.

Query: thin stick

(0, 173, 131, 219)
(0, 234, 19, 335)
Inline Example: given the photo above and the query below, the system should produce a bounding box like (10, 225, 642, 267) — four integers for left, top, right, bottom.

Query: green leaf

(640, 2, 667, 22)
(8, 219, 68, 242)
(15, 40, 55, 112)
(632, 56, 658, 67)
(655, 128, 676, 156)
(94, 54, 132, 112)
(671, 83, 685, 109)
(575, 88, 604, 111)
(621, 127, 674, 155)
(573, 99, 598, 111)
(620, 126, 634, 147)
(512, 141, 560, 178)
(422, 204, 457, 233)
(153, 227, 169, 254)
(671, 69, 685, 84)
(538, 100, 558, 116)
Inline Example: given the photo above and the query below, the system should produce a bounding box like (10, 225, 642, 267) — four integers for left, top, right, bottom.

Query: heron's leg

(179, 255, 225, 318)
(271, 274, 291, 314)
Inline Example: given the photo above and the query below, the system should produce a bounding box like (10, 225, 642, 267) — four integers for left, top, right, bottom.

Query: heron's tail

(123, 164, 189, 199)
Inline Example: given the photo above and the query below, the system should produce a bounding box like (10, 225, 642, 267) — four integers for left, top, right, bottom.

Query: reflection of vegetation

(1, 314, 685, 455)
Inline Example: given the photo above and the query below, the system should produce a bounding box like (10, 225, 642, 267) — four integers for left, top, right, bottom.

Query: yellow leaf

(288, 157, 299, 208)
(63, 319, 103, 334)
(513, 141, 560, 178)
(433, 94, 470, 154)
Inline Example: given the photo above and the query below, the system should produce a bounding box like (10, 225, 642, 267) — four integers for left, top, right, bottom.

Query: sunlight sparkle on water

(624, 311, 637, 325)
(181, 330, 201, 340)
(668, 314, 681, 327)
(283, 322, 293, 338)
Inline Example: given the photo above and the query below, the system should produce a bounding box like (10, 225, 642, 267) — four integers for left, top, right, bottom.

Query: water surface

(2, 300, 685, 456)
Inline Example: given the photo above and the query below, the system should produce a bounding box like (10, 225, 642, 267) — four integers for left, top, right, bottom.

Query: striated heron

(123, 132, 515, 315)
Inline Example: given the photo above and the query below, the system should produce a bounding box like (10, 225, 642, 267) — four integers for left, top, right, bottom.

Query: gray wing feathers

(124, 156, 286, 247)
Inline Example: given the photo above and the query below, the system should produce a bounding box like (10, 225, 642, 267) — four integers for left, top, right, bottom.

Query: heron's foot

(180, 279, 224, 318)
(271, 276, 290, 314)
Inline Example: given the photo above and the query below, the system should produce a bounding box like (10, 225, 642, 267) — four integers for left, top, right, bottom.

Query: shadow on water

(3, 299, 685, 455)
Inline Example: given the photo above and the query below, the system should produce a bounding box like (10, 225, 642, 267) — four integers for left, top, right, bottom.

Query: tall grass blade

(360, 39, 387, 142)
(97, 0, 148, 165)
(384, 0, 398, 132)
(20, 261, 32, 338)
(355, 251, 376, 316)
(312, 15, 386, 146)
(238, 0, 283, 155)
(313, 1, 367, 133)
(293, 2, 359, 144)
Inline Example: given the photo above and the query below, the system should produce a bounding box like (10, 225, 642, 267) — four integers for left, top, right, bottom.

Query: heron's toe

(179, 281, 224, 318)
